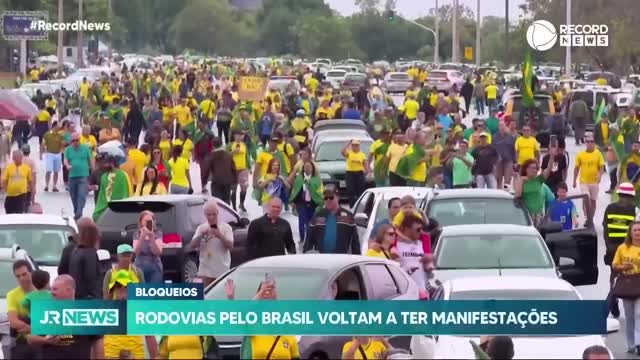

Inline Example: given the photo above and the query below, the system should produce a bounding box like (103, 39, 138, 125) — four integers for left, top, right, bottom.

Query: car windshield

(0, 261, 15, 298)
(327, 71, 346, 77)
(449, 289, 579, 300)
(375, 197, 426, 224)
(206, 268, 328, 300)
(389, 74, 410, 81)
(316, 141, 371, 161)
(345, 74, 366, 81)
(0, 225, 72, 266)
(437, 234, 553, 269)
(428, 198, 530, 227)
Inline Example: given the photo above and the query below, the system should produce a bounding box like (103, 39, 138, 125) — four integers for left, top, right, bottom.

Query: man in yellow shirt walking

(514, 126, 540, 170)
(573, 135, 604, 225)
(1, 150, 33, 213)
(7, 260, 34, 359)
(341, 139, 370, 207)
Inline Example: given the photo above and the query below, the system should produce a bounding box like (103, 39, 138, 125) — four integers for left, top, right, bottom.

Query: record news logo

(527, 20, 608, 51)
(39, 309, 119, 326)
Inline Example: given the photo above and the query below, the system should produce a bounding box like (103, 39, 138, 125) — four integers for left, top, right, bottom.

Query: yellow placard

(238, 76, 269, 101)
(464, 47, 473, 61)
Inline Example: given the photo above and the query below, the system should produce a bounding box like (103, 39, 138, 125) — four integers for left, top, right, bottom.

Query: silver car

(383, 72, 413, 94)
(425, 70, 465, 92)
(205, 254, 420, 359)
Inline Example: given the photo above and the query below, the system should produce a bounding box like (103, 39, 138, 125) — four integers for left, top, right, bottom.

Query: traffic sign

(1, 11, 49, 41)
(464, 47, 473, 61)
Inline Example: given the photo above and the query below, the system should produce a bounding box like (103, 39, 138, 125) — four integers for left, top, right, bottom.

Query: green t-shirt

(64, 144, 92, 178)
(522, 175, 545, 215)
(463, 128, 474, 141)
(486, 116, 499, 135)
(452, 153, 474, 186)
(21, 290, 52, 316)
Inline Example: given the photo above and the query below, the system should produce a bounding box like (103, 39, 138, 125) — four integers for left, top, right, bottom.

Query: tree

(355, 0, 379, 13)
(293, 15, 362, 59)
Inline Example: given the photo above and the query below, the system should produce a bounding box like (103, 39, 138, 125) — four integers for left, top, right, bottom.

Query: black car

(96, 195, 250, 282)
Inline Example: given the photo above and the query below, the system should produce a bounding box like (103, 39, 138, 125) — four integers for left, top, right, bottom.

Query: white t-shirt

(192, 222, 234, 278)
(396, 239, 426, 291)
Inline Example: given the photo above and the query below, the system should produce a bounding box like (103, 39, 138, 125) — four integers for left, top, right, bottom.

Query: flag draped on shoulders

(395, 144, 426, 179)
(289, 174, 323, 206)
(373, 142, 391, 184)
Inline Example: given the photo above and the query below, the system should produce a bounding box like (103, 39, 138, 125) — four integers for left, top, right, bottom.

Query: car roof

(315, 119, 366, 128)
(430, 188, 515, 200)
(239, 254, 390, 271)
(316, 135, 372, 144)
(366, 186, 430, 199)
(0, 214, 77, 230)
(112, 194, 208, 204)
(440, 224, 539, 236)
(447, 276, 576, 294)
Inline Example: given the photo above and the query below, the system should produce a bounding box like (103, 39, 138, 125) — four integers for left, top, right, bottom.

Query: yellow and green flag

(522, 51, 534, 108)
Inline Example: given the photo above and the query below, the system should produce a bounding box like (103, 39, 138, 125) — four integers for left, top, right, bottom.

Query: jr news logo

(527, 19, 609, 51)
(40, 309, 119, 326)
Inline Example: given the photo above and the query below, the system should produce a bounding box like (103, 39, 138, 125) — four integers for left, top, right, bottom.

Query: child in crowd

(21, 269, 52, 319)
(547, 182, 578, 231)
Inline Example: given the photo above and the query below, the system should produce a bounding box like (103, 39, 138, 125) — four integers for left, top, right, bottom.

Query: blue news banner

(31, 283, 607, 336)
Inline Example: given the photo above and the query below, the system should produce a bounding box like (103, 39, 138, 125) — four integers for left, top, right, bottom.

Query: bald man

(52, 274, 75, 300)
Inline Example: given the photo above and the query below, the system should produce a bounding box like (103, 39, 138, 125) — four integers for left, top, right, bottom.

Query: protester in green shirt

(448, 140, 475, 188)
(515, 157, 554, 227)
(20, 269, 51, 318)
(485, 110, 500, 135)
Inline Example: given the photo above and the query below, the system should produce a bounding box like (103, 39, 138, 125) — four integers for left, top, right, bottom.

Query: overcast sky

(325, 0, 526, 20)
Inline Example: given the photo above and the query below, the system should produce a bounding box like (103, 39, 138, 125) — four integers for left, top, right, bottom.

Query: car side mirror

(239, 218, 250, 227)
(354, 213, 369, 227)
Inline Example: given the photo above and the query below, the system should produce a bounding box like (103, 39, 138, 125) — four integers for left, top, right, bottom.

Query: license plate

(339, 181, 346, 187)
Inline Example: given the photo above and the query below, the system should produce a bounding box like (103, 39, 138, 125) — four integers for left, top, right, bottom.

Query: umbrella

(97, 140, 127, 166)
(0, 90, 38, 120)
(0, 102, 25, 121)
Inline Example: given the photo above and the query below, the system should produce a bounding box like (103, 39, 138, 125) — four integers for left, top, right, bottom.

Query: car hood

(427, 335, 608, 359)
(316, 160, 346, 176)
(435, 268, 558, 284)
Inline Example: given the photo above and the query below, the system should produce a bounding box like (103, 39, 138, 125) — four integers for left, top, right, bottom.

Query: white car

(315, 58, 332, 67)
(383, 72, 413, 93)
(0, 214, 78, 283)
(325, 69, 347, 89)
(16, 82, 60, 99)
(353, 187, 430, 254)
(425, 70, 465, 92)
(412, 276, 613, 359)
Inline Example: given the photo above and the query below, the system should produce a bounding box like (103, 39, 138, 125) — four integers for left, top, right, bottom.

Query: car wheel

(309, 351, 329, 360)
(182, 254, 199, 283)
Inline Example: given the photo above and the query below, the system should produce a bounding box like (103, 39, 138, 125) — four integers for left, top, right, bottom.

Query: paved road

(4, 99, 635, 357)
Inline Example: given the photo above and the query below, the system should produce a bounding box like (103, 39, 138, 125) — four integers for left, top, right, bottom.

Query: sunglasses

(153, 151, 161, 154)
(71, 139, 79, 143)
(324, 196, 335, 201)
(386, 231, 396, 236)
(585, 140, 595, 143)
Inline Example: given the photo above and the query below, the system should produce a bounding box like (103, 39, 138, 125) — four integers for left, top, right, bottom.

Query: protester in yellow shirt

(168, 146, 192, 194)
(400, 95, 420, 121)
(2, 151, 33, 213)
(514, 126, 540, 166)
(342, 336, 389, 360)
(386, 131, 408, 186)
(342, 140, 369, 207)
(573, 136, 604, 222)
(366, 224, 399, 261)
(79, 78, 90, 99)
(159, 130, 172, 161)
(79, 125, 97, 156)
(173, 99, 193, 129)
(7, 260, 33, 349)
(172, 129, 194, 161)
(230, 131, 250, 212)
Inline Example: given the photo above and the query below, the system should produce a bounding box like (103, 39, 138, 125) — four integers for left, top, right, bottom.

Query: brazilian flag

(395, 144, 426, 180)
(521, 50, 535, 108)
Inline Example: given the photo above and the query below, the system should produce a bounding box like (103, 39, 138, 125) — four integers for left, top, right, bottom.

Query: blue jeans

(68, 177, 88, 220)
(475, 97, 485, 115)
(623, 298, 640, 348)
(137, 261, 164, 283)
(296, 203, 316, 242)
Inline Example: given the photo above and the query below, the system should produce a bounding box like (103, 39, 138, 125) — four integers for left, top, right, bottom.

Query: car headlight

(320, 173, 332, 181)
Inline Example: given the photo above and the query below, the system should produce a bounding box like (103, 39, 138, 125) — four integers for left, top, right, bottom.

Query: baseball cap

(479, 132, 490, 138)
(117, 244, 134, 255)
(351, 139, 361, 145)
(617, 182, 636, 197)
(296, 109, 306, 116)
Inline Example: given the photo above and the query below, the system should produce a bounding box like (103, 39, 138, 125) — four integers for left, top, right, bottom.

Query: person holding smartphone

(133, 210, 164, 283)
(189, 199, 233, 287)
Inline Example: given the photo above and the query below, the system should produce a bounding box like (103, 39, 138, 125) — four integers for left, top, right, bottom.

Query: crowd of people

(2, 56, 635, 359)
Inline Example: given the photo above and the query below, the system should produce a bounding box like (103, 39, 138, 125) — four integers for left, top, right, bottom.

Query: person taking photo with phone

(133, 210, 164, 283)
(189, 199, 234, 287)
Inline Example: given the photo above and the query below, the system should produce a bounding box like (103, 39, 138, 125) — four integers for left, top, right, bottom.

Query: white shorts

(45, 153, 62, 173)
(580, 184, 599, 200)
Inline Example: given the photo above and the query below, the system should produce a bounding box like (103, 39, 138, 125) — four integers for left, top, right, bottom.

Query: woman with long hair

(168, 145, 192, 194)
(67, 217, 102, 299)
(173, 128, 194, 161)
(137, 166, 167, 196)
(288, 160, 322, 241)
(366, 223, 400, 261)
(149, 146, 171, 188)
(133, 210, 164, 283)
(158, 129, 172, 161)
(514, 158, 553, 227)
(258, 158, 290, 205)
(613, 222, 640, 354)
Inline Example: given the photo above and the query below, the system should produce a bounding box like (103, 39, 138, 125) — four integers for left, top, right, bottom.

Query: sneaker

(44, 187, 48, 192)
(239, 204, 247, 213)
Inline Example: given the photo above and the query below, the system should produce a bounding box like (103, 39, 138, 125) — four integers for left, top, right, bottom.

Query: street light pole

(476, 0, 481, 66)
(505, 0, 509, 63)
(452, 0, 458, 63)
(565, 0, 572, 76)
(434, 0, 439, 64)
(76, 0, 84, 68)
(108, 0, 113, 59)
(393, 15, 439, 64)
(57, 0, 64, 75)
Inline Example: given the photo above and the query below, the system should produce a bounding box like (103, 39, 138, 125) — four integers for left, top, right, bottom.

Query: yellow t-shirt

(37, 110, 50, 122)
(169, 157, 190, 188)
(174, 105, 193, 128)
(306, 77, 319, 93)
(277, 142, 295, 173)
(137, 182, 167, 196)
(80, 134, 97, 152)
(231, 141, 248, 171)
(256, 151, 274, 178)
(613, 244, 640, 275)
(346, 151, 366, 172)
(128, 149, 148, 182)
(162, 107, 175, 124)
(46, 98, 57, 109)
(2, 162, 32, 196)
(514, 136, 540, 166)
(104, 335, 145, 359)
(405, 88, 419, 99)
(247, 335, 299, 360)
(402, 99, 420, 120)
(430, 144, 443, 167)
(159, 140, 171, 161)
(199, 99, 216, 120)
(370, 140, 385, 162)
(405, 146, 427, 182)
(341, 339, 387, 360)
(469, 133, 493, 148)
(291, 118, 311, 134)
(485, 85, 498, 99)
(6, 286, 28, 318)
(366, 248, 391, 259)
(159, 336, 203, 360)
(575, 149, 604, 185)
(315, 106, 335, 119)
(173, 138, 193, 160)
(386, 143, 407, 173)
(79, 82, 90, 99)
(429, 93, 438, 107)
